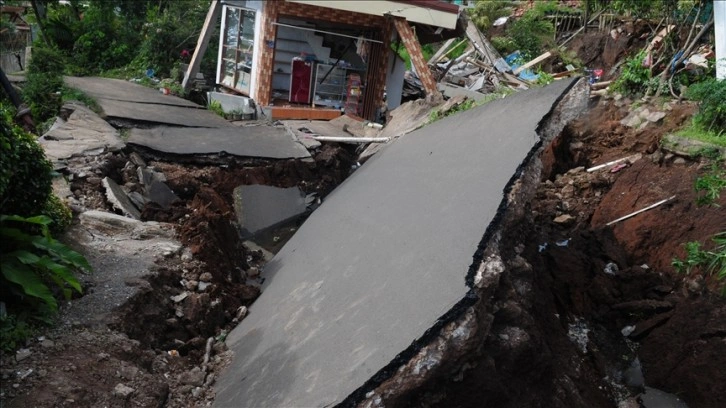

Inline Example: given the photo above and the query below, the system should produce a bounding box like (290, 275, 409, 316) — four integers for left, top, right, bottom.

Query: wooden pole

(182, 0, 222, 91)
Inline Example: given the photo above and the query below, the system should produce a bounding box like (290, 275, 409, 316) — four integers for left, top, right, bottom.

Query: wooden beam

(513, 52, 552, 75)
(428, 38, 457, 64)
(182, 0, 222, 91)
(463, 15, 501, 65)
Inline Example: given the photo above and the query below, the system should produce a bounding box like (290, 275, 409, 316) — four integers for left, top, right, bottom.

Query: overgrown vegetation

(12, 0, 216, 80)
(22, 45, 65, 127)
(686, 78, 726, 135)
(612, 51, 657, 96)
(0, 105, 89, 347)
(694, 161, 726, 206)
(672, 231, 726, 294)
(1, 214, 88, 312)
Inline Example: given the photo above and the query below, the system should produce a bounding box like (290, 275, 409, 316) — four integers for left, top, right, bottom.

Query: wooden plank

(513, 51, 552, 75)
(463, 16, 501, 65)
(182, 0, 222, 90)
(428, 38, 456, 64)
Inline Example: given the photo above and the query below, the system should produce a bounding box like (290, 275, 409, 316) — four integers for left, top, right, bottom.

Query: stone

(102, 177, 141, 219)
(113, 383, 135, 398)
(40, 339, 55, 348)
(236, 306, 248, 320)
(620, 111, 642, 128)
(171, 292, 189, 303)
(553, 214, 576, 225)
(145, 180, 179, 209)
(247, 267, 260, 279)
(197, 281, 211, 292)
(181, 248, 193, 262)
(129, 152, 146, 167)
(118, 365, 139, 380)
(673, 157, 686, 165)
(127, 191, 148, 210)
(199, 272, 213, 282)
(645, 111, 666, 123)
(233, 185, 308, 238)
(15, 348, 31, 362)
(178, 367, 206, 387)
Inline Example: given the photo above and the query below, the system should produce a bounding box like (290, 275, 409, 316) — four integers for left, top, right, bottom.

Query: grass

(673, 231, 726, 294)
(428, 88, 514, 123)
(675, 124, 726, 147)
(61, 86, 101, 114)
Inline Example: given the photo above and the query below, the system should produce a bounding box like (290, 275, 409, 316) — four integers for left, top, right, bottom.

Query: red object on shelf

(345, 74, 362, 116)
(290, 58, 313, 104)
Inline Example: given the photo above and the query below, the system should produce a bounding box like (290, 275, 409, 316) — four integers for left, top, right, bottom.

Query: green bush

(71, 5, 137, 73)
(0, 106, 54, 216)
(43, 194, 72, 234)
(507, 7, 555, 60)
(686, 78, 726, 134)
(22, 46, 65, 125)
(613, 50, 656, 96)
(0, 314, 34, 352)
(672, 231, 726, 294)
(0, 214, 89, 312)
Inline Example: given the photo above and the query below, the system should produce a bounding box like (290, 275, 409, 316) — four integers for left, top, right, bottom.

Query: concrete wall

(386, 51, 406, 110)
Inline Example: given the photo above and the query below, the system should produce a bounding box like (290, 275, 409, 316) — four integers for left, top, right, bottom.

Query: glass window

(220, 7, 256, 95)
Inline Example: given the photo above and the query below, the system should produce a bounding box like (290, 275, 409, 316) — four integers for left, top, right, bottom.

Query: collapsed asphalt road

(214, 78, 583, 407)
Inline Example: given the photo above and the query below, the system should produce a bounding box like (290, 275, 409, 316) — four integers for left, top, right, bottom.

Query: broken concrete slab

(128, 126, 310, 160)
(38, 102, 125, 162)
(438, 82, 493, 103)
(358, 99, 436, 162)
(102, 177, 141, 219)
(214, 78, 579, 407)
(145, 180, 179, 209)
(232, 185, 308, 238)
(95, 97, 230, 128)
(65, 76, 200, 108)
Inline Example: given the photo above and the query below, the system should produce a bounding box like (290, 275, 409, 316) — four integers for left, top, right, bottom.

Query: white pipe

(271, 22, 383, 44)
(311, 136, 391, 143)
(606, 195, 676, 226)
(586, 154, 640, 172)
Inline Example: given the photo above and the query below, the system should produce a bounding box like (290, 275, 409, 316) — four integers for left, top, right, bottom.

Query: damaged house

(216, 0, 463, 120)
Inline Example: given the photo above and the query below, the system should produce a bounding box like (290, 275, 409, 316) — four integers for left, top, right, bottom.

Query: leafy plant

(208, 100, 225, 117)
(1, 214, 90, 312)
(507, 6, 555, 60)
(694, 162, 726, 206)
(0, 105, 54, 216)
(535, 70, 555, 86)
(612, 50, 657, 96)
(0, 314, 34, 352)
(468, 0, 514, 31)
(22, 46, 65, 125)
(61, 86, 101, 114)
(685, 78, 726, 134)
(672, 232, 726, 293)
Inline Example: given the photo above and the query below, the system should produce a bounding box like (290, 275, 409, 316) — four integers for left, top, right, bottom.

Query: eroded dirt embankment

(1, 142, 356, 408)
(361, 97, 725, 407)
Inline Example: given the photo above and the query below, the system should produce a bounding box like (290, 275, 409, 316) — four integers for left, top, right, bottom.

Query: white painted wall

(386, 51, 406, 109)
(715, 0, 725, 80)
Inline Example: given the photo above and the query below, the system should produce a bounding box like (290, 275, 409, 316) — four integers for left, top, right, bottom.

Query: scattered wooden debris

(513, 52, 553, 75)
